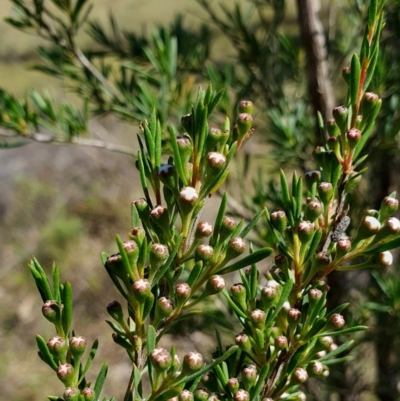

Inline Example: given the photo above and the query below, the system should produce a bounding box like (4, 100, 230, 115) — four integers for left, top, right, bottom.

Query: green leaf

(79, 339, 99, 384)
(168, 125, 188, 186)
(318, 325, 368, 337)
(147, 325, 156, 354)
(94, 363, 108, 399)
(279, 169, 291, 210)
(36, 334, 58, 371)
(363, 234, 400, 254)
(157, 387, 182, 400)
(221, 289, 247, 319)
(266, 278, 294, 327)
(52, 263, 60, 303)
(186, 262, 203, 288)
(61, 282, 73, 336)
(133, 363, 142, 400)
(319, 340, 354, 361)
(131, 202, 140, 228)
(239, 209, 263, 239)
(350, 54, 361, 108)
(368, 0, 378, 29)
(116, 234, 135, 281)
(217, 247, 273, 275)
(250, 363, 269, 399)
(210, 193, 228, 247)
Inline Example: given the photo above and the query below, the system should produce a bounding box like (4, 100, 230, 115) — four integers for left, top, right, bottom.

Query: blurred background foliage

(1, 0, 400, 400)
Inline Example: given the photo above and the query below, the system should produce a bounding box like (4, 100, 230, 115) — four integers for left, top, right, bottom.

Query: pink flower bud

(330, 313, 345, 329)
(57, 363, 74, 386)
(150, 348, 172, 371)
(234, 389, 250, 401)
(275, 335, 288, 349)
(293, 367, 308, 383)
(196, 221, 213, 238)
(82, 388, 95, 401)
(183, 351, 204, 372)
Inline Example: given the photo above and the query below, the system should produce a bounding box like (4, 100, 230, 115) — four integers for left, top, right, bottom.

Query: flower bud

(154, 297, 174, 323)
(355, 216, 381, 240)
(57, 363, 74, 386)
(336, 237, 352, 258)
(305, 170, 321, 191)
(129, 226, 146, 246)
(70, 336, 87, 359)
(134, 198, 151, 223)
(107, 301, 124, 324)
(379, 195, 398, 221)
(175, 283, 191, 304)
(293, 367, 308, 383)
(342, 66, 351, 86)
(82, 388, 95, 401)
(123, 240, 139, 267)
(261, 284, 277, 309)
(220, 216, 237, 240)
(196, 221, 213, 239)
(179, 186, 199, 213)
(183, 351, 204, 373)
(377, 251, 393, 266)
(235, 333, 252, 353)
(225, 237, 246, 261)
(361, 92, 380, 116)
(193, 389, 209, 401)
(177, 134, 193, 161)
(112, 332, 132, 351)
(319, 336, 333, 349)
(317, 182, 334, 204)
(230, 283, 247, 311)
(330, 313, 345, 329)
(158, 164, 177, 189)
(207, 152, 226, 173)
(150, 348, 172, 371)
(205, 275, 225, 295)
(132, 279, 151, 302)
(150, 205, 169, 229)
(181, 113, 193, 134)
(327, 119, 340, 137)
(238, 100, 254, 114)
(63, 387, 80, 401)
(47, 336, 68, 362)
(311, 252, 330, 274)
(346, 128, 361, 149)
(236, 113, 253, 137)
(309, 288, 323, 307)
(309, 360, 324, 376)
(42, 300, 62, 324)
(227, 377, 240, 393)
(206, 128, 222, 151)
(332, 106, 348, 133)
(297, 221, 314, 243)
(195, 244, 214, 262)
(274, 254, 289, 271)
(288, 308, 301, 322)
(250, 309, 266, 329)
(179, 390, 194, 401)
(150, 243, 169, 271)
(275, 335, 288, 350)
(305, 200, 323, 222)
(234, 389, 250, 401)
(270, 210, 288, 233)
(242, 365, 257, 389)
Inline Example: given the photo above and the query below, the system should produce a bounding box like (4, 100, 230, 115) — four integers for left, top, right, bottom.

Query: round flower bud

(195, 244, 214, 262)
(47, 336, 68, 362)
(236, 113, 253, 137)
(206, 128, 222, 151)
(234, 389, 250, 401)
(57, 363, 74, 386)
(305, 200, 323, 222)
(346, 128, 361, 149)
(330, 313, 345, 329)
(305, 170, 321, 190)
(154, 297, 174, 322)
(63, 387, 80, 401)
(336, 237, 352, 256)
(150, 348, 172, 371)
(238, 100, 254, 114)
(225, 237, 246, 261)
(317, 182, 334, 204)
(129, 226, 145, 246)
(242, 365, 257, 388)
(261, 284, 277, 309)
(82, 387, 95, 401)
(378, 251, 393, 266)
(179, 390, 194, 401)
(180, 186, 199, 205)
(177, 135, 193, 161)
(293, 367, 308, 383)
(134, 198, 150, 222)
(107, 300, 124, 323)
(356, 216, 381, 240)
(196, 221, 213, 238)
(220, 216, 237, 240)
(205, 275, 225, 295)
(132, 279, 151, 301)
(288, 308, 301, 322)
(309, 288, 323, 301)
(193, 389, 209, 401)
(274, 254, 289, 271)
(227, 377, 240, 393)
(183, 351, 204, 373)
(235, 333, 252, 353)
(207, 152, 226, 172)
(150, 243, 169, 269)
(150, 205, 169, 228)
(275, 335, 288, 350)
(230, 283, 247, 310)
(309, 360, 324, 376)
(361, 92, 380, 116)
(70, 336, 87, 359)
(319, 336, 333, 349)
(158, 164, 176, 189)
(327, 119, 340, 137)
(176, 283, 191, 304)
(270, 210, 288, 233)
(385, 217, 400, 234)
(124, 240, 139, 268)
(42, 300, 62, 324)
(311, 252, 330, 274)
(332, 106, 348, 132)
(297, 220, 314, 243)
(380, 196, 399, 221)
(250, 309, 266, 328)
